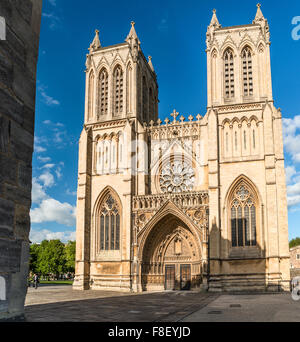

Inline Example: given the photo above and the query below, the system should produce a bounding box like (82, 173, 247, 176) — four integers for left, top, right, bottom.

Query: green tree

(29, 243, 41, 274)
(290, 238, 300, 249)
(65, 241, 76, 273)
(37, 240, 67, 278)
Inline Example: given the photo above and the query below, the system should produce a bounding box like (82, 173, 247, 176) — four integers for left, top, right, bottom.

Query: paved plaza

(24, 285, 300, 322)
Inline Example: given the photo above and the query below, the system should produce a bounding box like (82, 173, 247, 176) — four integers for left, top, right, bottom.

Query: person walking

(33, 274, 39, 290)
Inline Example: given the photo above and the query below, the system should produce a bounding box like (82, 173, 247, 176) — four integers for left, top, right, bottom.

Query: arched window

(149, 87, 154, 119)
(88, 71, 95, 120)
(230, 182, 257, 247)
(113, 65, 123, 116)
(142, 76, 148, 122)
(98, 193, 120, 251)
(127, 63, 133, 113)
(224, 49, 235, 99)
(98, 68, 108, 116)
(242, 47, 253, 97)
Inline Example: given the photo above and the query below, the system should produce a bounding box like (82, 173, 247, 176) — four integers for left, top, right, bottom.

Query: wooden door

(180, 264, 191, 291)
(165, 265, 175, 291)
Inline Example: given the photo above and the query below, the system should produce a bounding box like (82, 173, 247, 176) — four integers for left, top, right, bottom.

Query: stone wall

(0, 0, 42, 320)
(290, 246, 300, 270)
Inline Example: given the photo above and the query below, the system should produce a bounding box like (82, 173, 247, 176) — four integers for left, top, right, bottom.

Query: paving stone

(24, 286, 219, 322)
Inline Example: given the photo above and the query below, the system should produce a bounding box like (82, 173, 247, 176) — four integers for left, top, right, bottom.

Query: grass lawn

(39, 280, 73, 285)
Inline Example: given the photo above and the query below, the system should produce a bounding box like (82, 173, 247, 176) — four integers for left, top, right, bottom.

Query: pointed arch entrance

(140, 213, 203, 291)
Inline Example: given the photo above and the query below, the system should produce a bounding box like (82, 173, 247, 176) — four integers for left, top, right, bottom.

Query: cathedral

(73, 5, 290, 293)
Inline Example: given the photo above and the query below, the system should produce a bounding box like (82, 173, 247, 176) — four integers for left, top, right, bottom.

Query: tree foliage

(29, 243, 41, 274)
(290, 238, 300, 249)
(65, 241, 76, 273)
(29, 239, 76, 277)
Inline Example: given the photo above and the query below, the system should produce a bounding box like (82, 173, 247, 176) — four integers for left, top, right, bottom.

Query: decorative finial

(253, 2, 265, 24)
(89, 29, 101, 52)
(209, 8, 221, 29)
(148, 56, 155, 72)
(126, 20, 140, 46)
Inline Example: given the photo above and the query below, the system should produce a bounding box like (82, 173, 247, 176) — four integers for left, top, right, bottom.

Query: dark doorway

(180, 264, 191, 291)
(165, 265, 175, 290)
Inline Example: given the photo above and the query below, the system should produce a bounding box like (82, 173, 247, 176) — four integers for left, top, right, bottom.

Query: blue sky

(30, 0, 300, 243)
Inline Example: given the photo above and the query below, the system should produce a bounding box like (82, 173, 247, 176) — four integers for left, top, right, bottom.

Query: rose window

(160, 161, 195, 193)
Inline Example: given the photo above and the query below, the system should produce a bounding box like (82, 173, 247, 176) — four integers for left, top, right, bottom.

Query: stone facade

(74, 5, 290, 293)
(290, 247, 300, 269)
(290, 246, 300, 278)
(0, 0, 42, 320)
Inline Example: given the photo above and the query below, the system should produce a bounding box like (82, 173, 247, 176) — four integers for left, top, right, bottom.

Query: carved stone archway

(139, 213, 203, 291)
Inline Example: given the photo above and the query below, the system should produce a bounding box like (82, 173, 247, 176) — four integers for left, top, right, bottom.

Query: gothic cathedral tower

(206, 5, 290, 291)
(73, 23, 158, 290)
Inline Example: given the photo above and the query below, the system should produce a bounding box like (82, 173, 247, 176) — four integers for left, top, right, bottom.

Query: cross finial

(131, 21, 135, 27)
(171, 110, 179, 123)
(213, 9, 216, 14)
(257, 3, 261, 8)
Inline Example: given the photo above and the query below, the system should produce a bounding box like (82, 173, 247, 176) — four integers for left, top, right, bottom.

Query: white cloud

(30, 229, 76, 244)
(34, 145, 47, 153)
(54, 162, 64, 179)
(30, 198, 76, 226)
(41, 163, 55, 169)
(288, 195, 300, 209)
(55, 168, 62, 179)
(286, 166, 297, 185)
(283, 115, 300, 211)
(34, 136, 48, 154)
(66, 189, 77, 196)
(39, 171, 55, 188)
(37, 156, 51, 163)
(287, 182, 300, 197)
(54, 131, 64, 143)
(42, 12, 61, 30)
(43, 120, 64, 127)
(32, 178, 48, 204)
(31, 174, 76, 227)
(40, 90, 60, 106)
(38, 85, 60, 106)
(283, 116, 300, 163)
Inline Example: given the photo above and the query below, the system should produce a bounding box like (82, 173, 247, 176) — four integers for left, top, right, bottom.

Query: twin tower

(74, 5, 290, 293)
